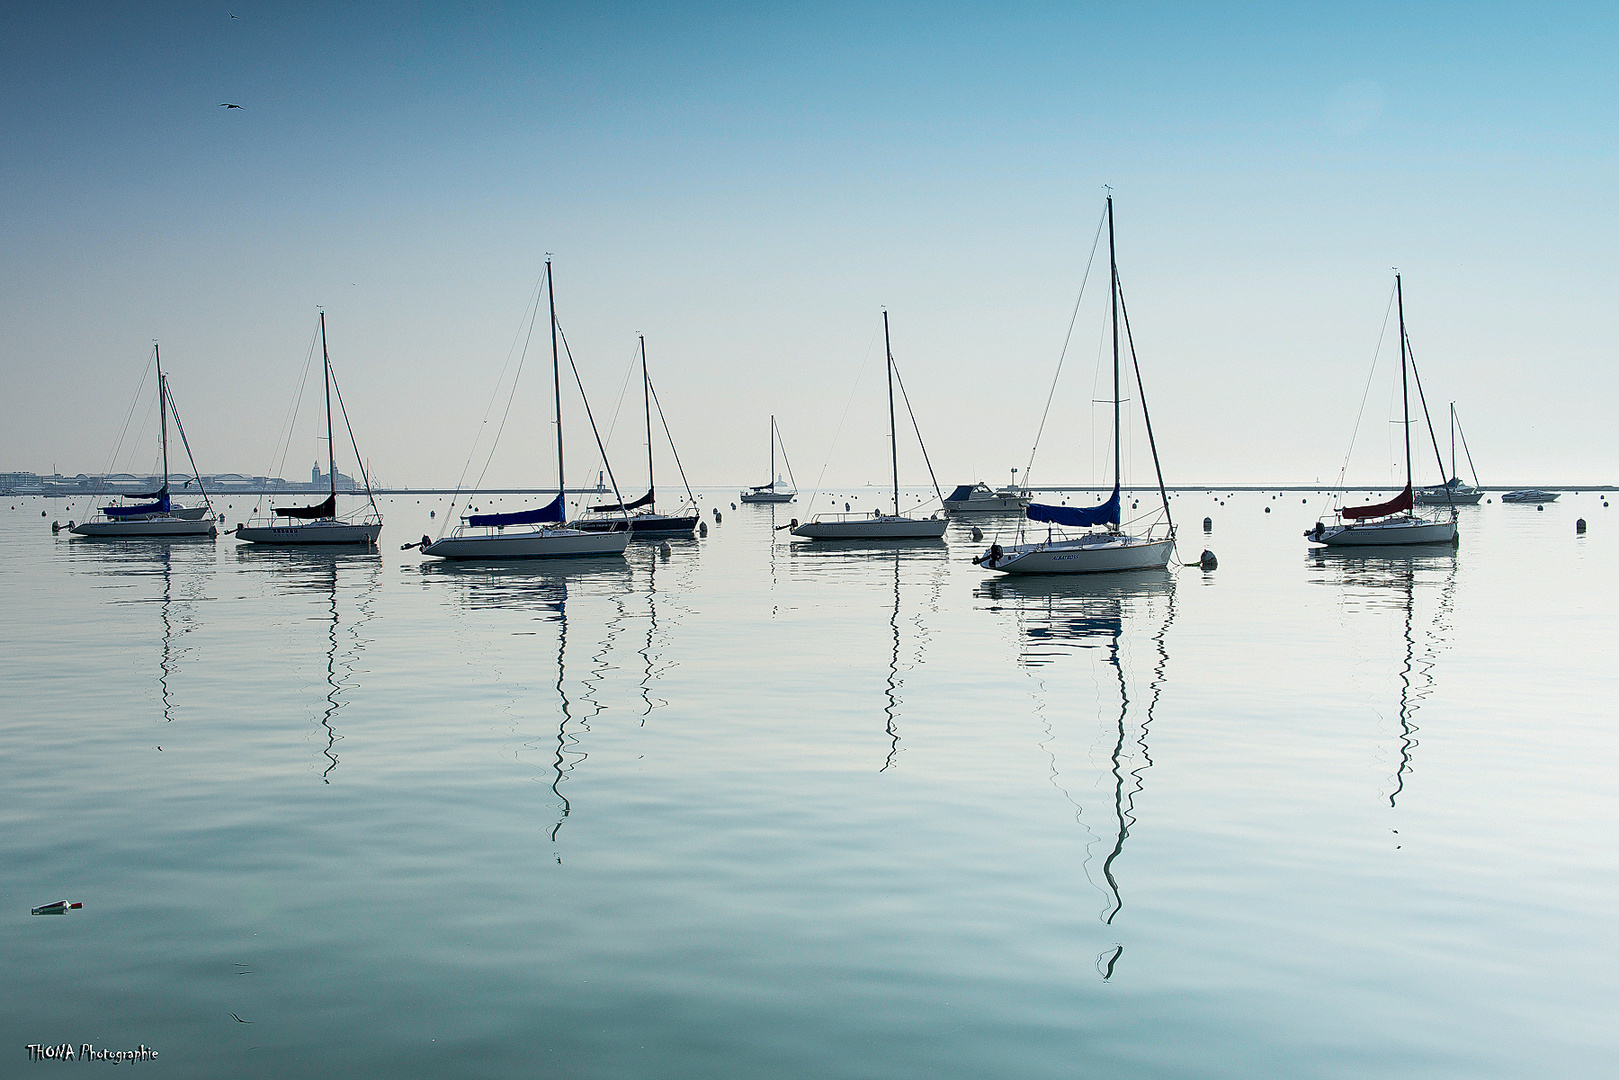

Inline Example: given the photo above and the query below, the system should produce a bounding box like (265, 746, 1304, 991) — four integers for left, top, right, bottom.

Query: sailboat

(975, 195, 1176, 574)
(739, 416, 797, 503)
(1307, 274, 1459, 547)
(236, 313, 383, 546)
(71, 345, 218, 538)
(421, 259, 631, 561)
(1414, 403, 1483, 505)
(570, 335, 699, 535)
(790, 311, 947, 540)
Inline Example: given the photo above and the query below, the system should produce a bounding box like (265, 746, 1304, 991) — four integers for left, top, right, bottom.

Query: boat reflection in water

(62, 538, 214, 726)
(419, 557, 634, 851)
(1306, 546, 1457, 806)
(976, 569, 1176, 979)
(235, 547, 382, 780)
(785, 540, 949, 770)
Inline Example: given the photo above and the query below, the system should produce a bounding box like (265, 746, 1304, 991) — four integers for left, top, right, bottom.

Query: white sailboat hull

(1309, 516, 1457, 546)
(1414, 489, 1482, 506)
(236, 520, 381, 546)
(981, 533, 1174, 574)
(740, 491, 795, 503)
(791, 515, 947, 540)
(944, 495, 1028, 513)
(422, 528, 630, 560)
(71, 516, 216, 538)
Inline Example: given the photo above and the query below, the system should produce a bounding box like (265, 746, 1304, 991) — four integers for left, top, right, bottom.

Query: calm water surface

(3, 490, 1616, 1077)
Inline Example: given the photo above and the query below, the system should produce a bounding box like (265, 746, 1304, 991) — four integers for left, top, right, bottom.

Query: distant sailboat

(975, 195, 1175, 574)
(235, 312, 383, 546)
(739, 416, 797, 503)
(1307, 274, 1459, 547)
(570, 336, 699, 535)
(71, 345, 217, 538)
(421, 259, 630, 561)
(790, 311, 947, 540)
(1414, 403, 1483, 506)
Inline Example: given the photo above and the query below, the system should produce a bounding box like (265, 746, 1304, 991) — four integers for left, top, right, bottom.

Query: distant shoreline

(8, 483, 1613, 498)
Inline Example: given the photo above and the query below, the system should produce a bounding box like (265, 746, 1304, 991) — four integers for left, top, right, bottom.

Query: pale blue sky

(3, 2, 1614, 487)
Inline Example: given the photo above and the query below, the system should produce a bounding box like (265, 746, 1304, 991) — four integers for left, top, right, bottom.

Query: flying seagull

(220, 103, 242, 108)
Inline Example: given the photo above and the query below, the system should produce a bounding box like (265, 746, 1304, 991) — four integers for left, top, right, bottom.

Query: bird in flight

(220, 103, 242, 109)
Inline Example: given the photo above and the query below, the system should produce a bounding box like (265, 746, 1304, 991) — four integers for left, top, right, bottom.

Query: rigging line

(646, 377, 696, 504)
(777, 419, 800, 495)
(1335, 283, 1399, 496)
(472, 278, 543, 493)
(807, 322, 882, 516)
(1116, 279, 1174, 536)
(326, 365, 379, 517)
(888, 355, 944, 507)
(440, 269, 547, 536)
(261, 324, 320, 515)
(160, 379, 214, 513)
(1402, 331, 1452, 500)
(554, 322, 627, 514)
(1025, 201, 1109, 484)
(601, 342, 640, 448)
(96, 352, 154, 509)
(1454, 409, 1482, 487)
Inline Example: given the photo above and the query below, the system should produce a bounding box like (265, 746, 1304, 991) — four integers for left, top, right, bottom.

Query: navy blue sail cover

(104, 492, 171, 517)
(945, 485, 976, 502)
(1026, 485, 1119, 528)
(466, 493, 564, 527)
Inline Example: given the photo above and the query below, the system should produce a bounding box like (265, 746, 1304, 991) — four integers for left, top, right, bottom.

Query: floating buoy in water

(1203, 517, 1212, 531)
(971, 526, 983, 542)
(1576, 518, 1586, 533)
(41, 510, 46, 516)
(1538, 505, 1543, 512)
(699, 521, 708, 537)
(730, 502, 736, 510)
(50, 521, 60, 533)
(713, 508, 721, 522)
(659, 540, 672, 558)
(1200, 550, 1217, 570)
(1264, 506, 1270, 513)
(429, 510, 435, 518)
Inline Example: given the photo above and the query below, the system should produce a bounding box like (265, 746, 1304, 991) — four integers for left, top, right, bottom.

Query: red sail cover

(1342, 484, 1412, 520)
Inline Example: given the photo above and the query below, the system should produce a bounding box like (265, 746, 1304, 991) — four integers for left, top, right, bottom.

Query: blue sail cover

(466, 493, 564, 527)
(1027, 486, 1119, 528)
(104, 492, 171, 517)
(945, 485, 977, 503)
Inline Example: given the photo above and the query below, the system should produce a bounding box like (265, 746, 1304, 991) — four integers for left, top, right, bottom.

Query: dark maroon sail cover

(1342, 484, 1412, 520)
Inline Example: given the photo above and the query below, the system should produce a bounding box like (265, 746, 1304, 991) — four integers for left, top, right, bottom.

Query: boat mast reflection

(977, 570, 1176, 973)
(1308, 548, 1457, 807)
(420, 559, 630, 853)
(236, 547, 381, 780)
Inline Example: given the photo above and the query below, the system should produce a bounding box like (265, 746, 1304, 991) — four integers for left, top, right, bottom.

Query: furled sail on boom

(1027, 486, 1120, 529)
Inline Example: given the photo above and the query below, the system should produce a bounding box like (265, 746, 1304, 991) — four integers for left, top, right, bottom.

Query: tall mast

(884, 309, 899, 518)
(1397, 273, 1411, 494)
(321, 311, 336, 503)
(548, 258, 565, 499)
(1450, 402, 1457, 484)
(641, 334, 654, 513)
(1108, 195, 1121, 513)
(769, 415, 776, 487)
(155, 343, 169, 486)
